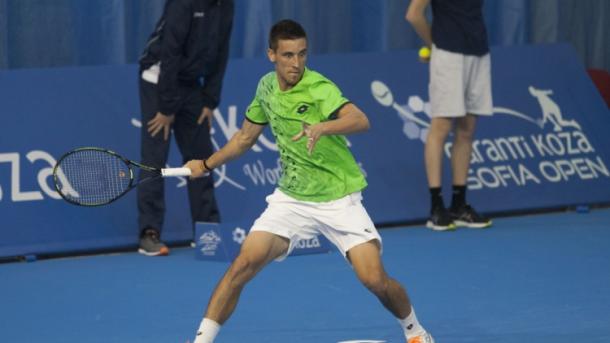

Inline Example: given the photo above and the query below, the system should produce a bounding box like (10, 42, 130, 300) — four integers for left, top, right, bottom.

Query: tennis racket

(53, 147, 192, 206)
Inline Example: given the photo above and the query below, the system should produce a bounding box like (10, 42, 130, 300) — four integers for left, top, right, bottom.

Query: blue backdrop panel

(0, 44, 608, 258)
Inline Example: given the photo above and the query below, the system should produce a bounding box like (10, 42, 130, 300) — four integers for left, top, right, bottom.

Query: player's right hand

(148, 112, 175, 141)
(184, 159, 209, 179)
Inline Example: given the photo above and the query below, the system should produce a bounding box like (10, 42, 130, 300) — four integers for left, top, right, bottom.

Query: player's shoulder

(256, 71, 276, 86)
(260, 71, 276, 82)
(253, 72, 276, 93)
(303, 69, 342, 98)
(303, 69, 333, 85)
(255, 72, 277, 99)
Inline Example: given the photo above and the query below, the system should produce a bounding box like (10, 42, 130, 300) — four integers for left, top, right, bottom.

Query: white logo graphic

(294, 236, 321, 249)
(371, 80, 549, 143)
(371, 80, 609, 190)
(371, 81, 431, 142)
(232, 227, 247, 244)
(198, 230, 222, 255)
(528, 86, 581, 132)
(0, 151, 65, 202)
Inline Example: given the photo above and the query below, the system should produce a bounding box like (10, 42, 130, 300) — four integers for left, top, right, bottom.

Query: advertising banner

(1, 44, 608, 258)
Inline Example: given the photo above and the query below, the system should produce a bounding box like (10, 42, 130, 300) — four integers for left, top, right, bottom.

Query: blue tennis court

(1, 208, 609, 343)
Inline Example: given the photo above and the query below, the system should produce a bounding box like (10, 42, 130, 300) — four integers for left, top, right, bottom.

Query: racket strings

(56, 150, 131, 205)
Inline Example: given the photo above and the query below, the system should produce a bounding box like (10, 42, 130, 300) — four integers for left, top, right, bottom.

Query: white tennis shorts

(250, 189, 382, 261)
(429, 45, 493, 118)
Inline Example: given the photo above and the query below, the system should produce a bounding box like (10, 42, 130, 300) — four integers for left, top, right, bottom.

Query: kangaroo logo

(371, 80, 582, 142)
(528, 86, 581, 132)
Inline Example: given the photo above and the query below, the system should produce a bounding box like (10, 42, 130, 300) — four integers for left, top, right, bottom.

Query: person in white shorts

(184, 19, 434, 343)
(406, 0, 494, 231)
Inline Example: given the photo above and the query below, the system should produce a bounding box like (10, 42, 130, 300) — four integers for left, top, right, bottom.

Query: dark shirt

(431, 0, 489, 56)
(140, 0, 234, 114)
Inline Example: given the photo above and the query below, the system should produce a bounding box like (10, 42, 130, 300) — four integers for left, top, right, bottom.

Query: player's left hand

(197, 107, 214, 129)
(291, 122, 324, 155)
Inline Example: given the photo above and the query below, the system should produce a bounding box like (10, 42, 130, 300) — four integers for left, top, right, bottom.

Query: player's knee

(227, 255, 260, 285)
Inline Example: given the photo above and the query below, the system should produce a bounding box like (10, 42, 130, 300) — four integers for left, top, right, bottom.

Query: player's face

(268, 38, 308, 91)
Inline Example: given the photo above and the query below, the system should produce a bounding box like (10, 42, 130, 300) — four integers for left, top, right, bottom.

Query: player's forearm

(205, 129, 256, 169)
(319, 111, 370, 136)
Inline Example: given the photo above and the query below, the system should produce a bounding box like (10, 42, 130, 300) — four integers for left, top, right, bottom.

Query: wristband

(203, 159, 213, 172)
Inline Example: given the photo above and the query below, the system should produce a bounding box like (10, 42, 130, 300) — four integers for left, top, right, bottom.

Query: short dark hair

(268, 19, 307, 51)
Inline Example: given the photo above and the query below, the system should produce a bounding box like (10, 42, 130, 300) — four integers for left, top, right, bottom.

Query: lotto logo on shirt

(296, 104, 309, 114)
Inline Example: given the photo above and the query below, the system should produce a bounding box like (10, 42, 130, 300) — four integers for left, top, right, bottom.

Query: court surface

(1, 208, 609, 343)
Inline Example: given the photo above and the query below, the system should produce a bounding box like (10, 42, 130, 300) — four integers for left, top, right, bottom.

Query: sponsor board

(1, 44, 608, 257)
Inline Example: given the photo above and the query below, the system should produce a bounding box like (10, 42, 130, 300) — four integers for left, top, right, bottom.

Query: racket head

(53, 147, 135, 206)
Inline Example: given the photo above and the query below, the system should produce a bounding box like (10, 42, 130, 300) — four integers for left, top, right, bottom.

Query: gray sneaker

(138, 228, 169, 256)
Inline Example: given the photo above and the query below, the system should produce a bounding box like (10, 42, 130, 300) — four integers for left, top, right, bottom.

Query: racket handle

(161, 167, 192, 177)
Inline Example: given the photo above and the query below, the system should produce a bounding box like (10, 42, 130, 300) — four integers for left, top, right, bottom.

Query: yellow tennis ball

(418, 46, 431, 59)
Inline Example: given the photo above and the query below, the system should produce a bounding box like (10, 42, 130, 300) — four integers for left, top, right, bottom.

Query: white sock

(193, 318, 220, 343)
(398, 307, 426, 339)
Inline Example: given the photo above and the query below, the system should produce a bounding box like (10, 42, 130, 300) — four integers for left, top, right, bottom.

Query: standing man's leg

(448, 52, 493, 229)
(174, 90, 220, 233)
(424, 117, 455, 230)
(348, 241, 434, 343)
(194, 232, 290, 343)
(137, 79, 171, 255)
(448, 114, 491, 228)
(426, 45, 466, 231)
(450, 114, 476, 209)
(425, 117, 453, 190)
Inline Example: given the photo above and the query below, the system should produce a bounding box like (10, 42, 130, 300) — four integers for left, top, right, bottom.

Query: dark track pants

(137, 78, 220, 236)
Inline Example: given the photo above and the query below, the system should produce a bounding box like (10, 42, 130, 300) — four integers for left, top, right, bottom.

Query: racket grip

(161, 167, 192, 177)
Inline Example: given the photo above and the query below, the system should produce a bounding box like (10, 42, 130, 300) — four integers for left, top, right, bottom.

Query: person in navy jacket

(137, 0, 233, 256)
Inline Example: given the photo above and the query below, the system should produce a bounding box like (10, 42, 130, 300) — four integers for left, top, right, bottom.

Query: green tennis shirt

(246, 68, 367, 202)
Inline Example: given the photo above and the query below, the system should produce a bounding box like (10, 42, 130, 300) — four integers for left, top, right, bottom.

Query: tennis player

(185, 19, 434, 343)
